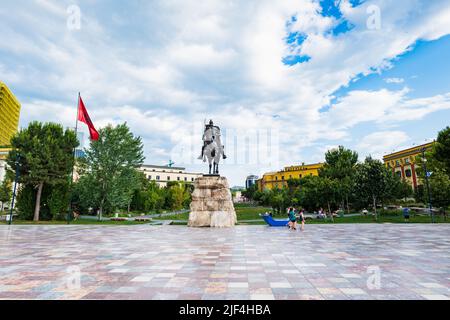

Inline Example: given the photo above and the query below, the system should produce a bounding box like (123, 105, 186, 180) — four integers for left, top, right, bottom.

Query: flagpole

(71, 92, 79, 183)
(68, 92, 80, 223)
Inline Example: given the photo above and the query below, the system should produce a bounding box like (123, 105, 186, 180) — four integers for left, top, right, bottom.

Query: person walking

(403, 207, 410, 222)
(298, 209, 305, 231)
(288, 207, 297, 230)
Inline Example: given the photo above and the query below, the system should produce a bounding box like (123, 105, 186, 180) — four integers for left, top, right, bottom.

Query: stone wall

(188, 175, 237, 227)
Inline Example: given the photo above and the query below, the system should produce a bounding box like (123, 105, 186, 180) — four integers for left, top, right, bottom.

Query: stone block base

(188, 176, 236, 228)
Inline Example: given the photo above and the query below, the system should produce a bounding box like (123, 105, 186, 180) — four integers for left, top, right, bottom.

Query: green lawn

(2, 206, 447, 225)
(304, 214, 448, 224)
(153, 211, 190, 220)
(152, 205, 272, 221)
(0, 219, 150, 225)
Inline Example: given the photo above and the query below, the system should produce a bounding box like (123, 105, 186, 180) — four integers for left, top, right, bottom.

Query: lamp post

(8, 153, 21, 225)
(421, 148, 434, 223)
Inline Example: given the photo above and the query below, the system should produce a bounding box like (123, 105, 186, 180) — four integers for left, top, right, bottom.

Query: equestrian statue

(198, 120, 227, 175)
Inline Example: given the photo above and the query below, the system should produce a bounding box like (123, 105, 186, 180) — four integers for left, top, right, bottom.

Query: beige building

(138, 164, 202, 187)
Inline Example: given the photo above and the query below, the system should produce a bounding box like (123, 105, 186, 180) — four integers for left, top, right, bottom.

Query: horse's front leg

(209, 163, 212, 175)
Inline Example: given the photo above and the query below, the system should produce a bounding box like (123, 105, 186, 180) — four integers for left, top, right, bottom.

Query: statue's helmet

(209, 119, 214, 126)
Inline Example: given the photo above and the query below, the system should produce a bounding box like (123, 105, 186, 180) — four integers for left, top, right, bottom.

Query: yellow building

(0, 82, 21, 147)
(383, 142, 434, 190)
(257, 163, 324, 190)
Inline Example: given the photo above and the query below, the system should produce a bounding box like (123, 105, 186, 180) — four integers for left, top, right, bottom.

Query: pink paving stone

(0, 224, 449, 300)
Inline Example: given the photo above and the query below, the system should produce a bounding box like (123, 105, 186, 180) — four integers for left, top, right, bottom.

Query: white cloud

(356, 131, 410, 159)
(385, 77, 404, 84)
(2, 0, 450, 185)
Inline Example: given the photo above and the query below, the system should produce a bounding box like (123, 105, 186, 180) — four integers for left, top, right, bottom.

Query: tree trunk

(373, 195, 377, 222)
(346, 195, 350, 214)
(34, 182, 44, 222)
(327, 201, 333, 222)
(99, 206, 103, 221)
(127, 202, 131, 214)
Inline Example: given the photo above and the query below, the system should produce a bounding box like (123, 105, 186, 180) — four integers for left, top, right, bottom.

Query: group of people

(287, 207, 305, 231)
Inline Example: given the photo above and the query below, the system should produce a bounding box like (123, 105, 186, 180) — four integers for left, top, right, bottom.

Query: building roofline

(141, 164, 186, 170)
(382, 142, 434, 160)
(0, 81, 21, 108)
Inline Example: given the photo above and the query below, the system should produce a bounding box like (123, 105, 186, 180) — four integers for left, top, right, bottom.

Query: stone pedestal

(188, 175, 237, 228)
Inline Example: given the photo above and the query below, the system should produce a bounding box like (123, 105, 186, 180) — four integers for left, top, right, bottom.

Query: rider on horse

(198, 120, 227, 160)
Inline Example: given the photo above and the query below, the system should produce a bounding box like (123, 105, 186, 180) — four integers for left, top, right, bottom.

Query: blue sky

(1, 0, 450, 186)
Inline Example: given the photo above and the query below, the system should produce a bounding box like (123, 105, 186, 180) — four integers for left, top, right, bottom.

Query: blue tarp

(261, 214, 289, 227)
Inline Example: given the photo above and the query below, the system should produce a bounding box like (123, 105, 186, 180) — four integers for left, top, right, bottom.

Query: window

(191, 178, 194, 181)
(396, 160, 400, 166)
(156, 176, 160, 180)
(395, 171, 402, 178)
(148, 175, 152, 180)
(405, 169, 412, 178)
(289, 175, 292, 179)
(275, 176, 278, 180)
(167, 176, 170, 181)
(299, 174, 302, 178)
(281, 176, 284, 180)
(177, 177, 180, 181)
(184, 177, 187, 181)
(405, 158, 410, 164)
(179, 171, 183, 173)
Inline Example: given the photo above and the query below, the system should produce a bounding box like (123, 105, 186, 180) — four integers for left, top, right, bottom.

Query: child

(288, 207, 297, 230)
(299, 209, 305, 231)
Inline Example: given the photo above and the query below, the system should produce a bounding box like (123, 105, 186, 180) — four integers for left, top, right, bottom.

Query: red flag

(77, 95, 99, 141)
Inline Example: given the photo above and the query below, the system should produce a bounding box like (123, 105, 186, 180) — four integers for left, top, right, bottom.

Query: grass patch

(0, 219, 151, 225)
(153, 212, 190, 220)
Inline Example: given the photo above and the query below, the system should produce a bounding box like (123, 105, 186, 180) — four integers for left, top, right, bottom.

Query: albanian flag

(78, 95, 99, 141)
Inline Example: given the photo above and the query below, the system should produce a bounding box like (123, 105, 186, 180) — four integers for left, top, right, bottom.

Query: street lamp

(8, 153, 21, 225)
(420, 148, 434, 223)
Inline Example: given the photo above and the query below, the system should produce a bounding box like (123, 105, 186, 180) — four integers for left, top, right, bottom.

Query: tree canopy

(76, 123, 144, 219)
(7, 122, 78, 221)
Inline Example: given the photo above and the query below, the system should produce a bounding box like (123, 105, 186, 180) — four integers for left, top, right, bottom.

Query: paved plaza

(0, 224, 449, 300)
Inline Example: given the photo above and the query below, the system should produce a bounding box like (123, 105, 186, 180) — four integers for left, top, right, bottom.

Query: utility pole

(421, 148, 434, 223)
(8, 153, 20, 225)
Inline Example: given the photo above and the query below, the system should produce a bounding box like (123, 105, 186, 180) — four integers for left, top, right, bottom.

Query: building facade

(383, 142, 434, 190)
(0, 148, 8, 182)
(257, 162, 324, 190)
(245, 175, 259, 189)
(138, 164, 202, 187)
(0, 82, 21, 147)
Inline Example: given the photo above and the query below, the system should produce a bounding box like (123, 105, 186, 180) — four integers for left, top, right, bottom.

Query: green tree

(7, 122, 78, 221)
(242, 184, 258, 200)
(0, 179, 12, 212)
(320, 146, 358, 213)
(165, 182, 185, 210)
(433, 126, 450, 174)
(316, 177, 338, 222)
(394, 178, 413, 202)
(355, 157, 392, 221)
(78, 123, 144, 219)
